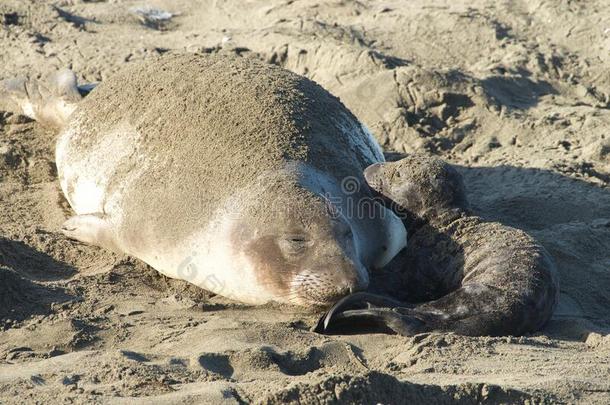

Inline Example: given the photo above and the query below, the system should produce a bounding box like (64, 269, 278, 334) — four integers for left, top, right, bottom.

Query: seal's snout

(294, 261, 369, 307)
(334, 271, 368, 298)
(346, 268, 370, 293)
(330, 255, 369, 294)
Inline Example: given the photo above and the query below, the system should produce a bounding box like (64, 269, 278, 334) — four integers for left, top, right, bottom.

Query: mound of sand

(0, 0, 609, 403)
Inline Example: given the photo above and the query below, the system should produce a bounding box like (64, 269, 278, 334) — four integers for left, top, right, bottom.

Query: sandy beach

(1, 0, 609, 403)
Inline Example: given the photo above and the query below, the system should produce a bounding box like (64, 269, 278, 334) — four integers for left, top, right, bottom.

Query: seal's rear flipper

(1, 69, 84, 129)
(0, 78, 27, 114)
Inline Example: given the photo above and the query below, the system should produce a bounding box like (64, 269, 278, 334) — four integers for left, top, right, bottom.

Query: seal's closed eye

(278, 235, 311, 256)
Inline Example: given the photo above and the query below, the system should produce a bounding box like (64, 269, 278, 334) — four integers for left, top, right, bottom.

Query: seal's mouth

(297, 288, 352, 308)
(299, 290, 354, 309)
(291, 270, 367, 308)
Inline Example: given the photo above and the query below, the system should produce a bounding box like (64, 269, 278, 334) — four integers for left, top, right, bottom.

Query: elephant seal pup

(317, 155, 558, 336)
(2, 54, 407, 307)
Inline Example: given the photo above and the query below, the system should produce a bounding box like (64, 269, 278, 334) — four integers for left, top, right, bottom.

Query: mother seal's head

(216, 165, 377, 307)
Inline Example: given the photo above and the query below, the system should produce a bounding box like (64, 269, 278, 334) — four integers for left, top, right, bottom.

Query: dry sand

(0, 0, 609, 403)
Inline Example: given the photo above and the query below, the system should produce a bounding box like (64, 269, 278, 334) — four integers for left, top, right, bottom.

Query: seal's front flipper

(62, 213, 120, 253)
(1, 69, 83, 129)
(315, 292, 425, 335)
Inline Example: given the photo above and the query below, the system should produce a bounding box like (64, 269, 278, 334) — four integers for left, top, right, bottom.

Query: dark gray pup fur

(318, 154, 559, 336)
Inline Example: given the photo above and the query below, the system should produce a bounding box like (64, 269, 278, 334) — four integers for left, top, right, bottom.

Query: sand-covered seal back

(59, 53, 383, 250)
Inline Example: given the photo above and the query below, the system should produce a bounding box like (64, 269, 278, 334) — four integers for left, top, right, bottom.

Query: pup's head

(364, 154, 468, 218)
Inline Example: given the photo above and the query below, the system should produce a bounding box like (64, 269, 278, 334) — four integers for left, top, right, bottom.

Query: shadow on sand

(0, 237, 75, 325)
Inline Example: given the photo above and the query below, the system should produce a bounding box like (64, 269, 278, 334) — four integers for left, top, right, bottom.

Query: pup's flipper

(315, 292, 426, 336)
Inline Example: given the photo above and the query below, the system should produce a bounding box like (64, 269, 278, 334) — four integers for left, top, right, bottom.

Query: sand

(0, 0, 609, 403)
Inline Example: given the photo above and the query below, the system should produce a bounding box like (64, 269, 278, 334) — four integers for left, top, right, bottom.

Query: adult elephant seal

(317, 155, 559, 336)
(1, 54, 407, 307)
